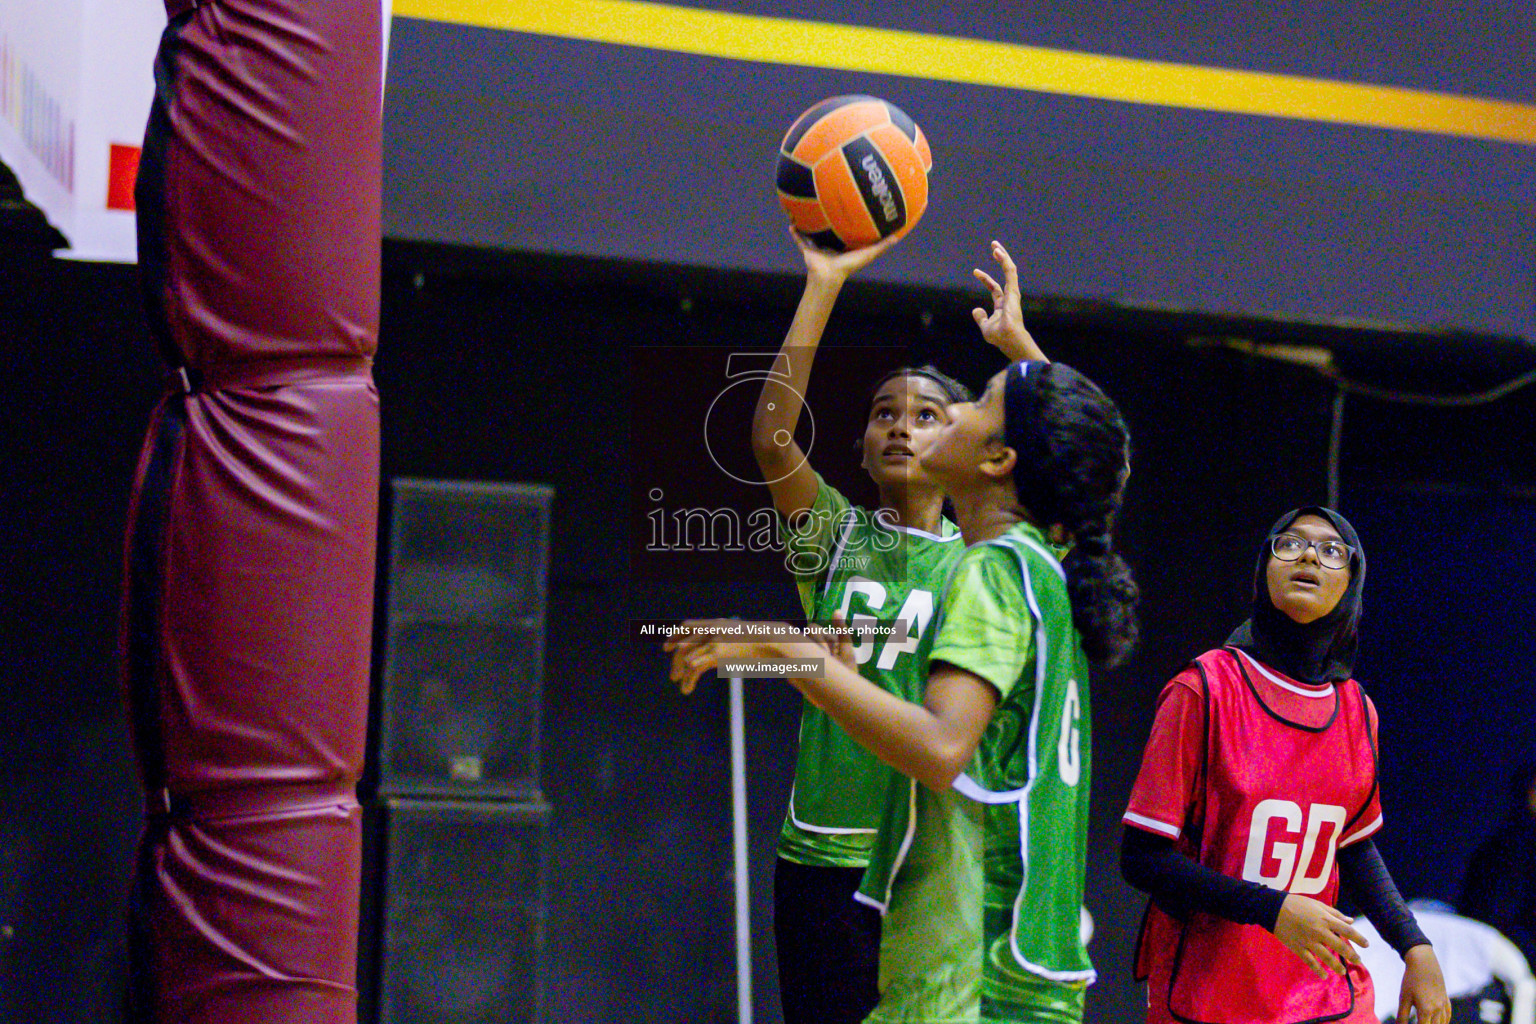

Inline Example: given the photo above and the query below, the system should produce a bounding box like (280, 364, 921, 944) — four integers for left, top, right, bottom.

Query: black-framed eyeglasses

(1270, 534, 1353, 570)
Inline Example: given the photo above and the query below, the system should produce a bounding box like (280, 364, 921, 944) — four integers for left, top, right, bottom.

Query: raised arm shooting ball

(775, 95, 932, 252)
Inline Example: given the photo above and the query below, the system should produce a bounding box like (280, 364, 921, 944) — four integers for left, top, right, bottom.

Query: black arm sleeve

(1120, 825, 1288, 930)
(1336, 840, 1430, 955)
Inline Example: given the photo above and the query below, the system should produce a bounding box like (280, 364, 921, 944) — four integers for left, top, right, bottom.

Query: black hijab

(1226, 506, 1365, 684)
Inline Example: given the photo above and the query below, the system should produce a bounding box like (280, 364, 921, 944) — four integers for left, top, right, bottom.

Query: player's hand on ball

(972, 240, 1046, 362)
(795, 227, 899, 286)
(1273, 894, 1367, 978)
(1397, 944, 1450, 1024)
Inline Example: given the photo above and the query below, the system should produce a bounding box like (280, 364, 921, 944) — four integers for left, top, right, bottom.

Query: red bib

(1136, 647, 1381, 1024)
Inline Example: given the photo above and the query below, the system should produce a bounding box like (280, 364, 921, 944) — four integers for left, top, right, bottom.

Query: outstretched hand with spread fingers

(972, 240, 1047, 362)
(664, 619, 743, 695)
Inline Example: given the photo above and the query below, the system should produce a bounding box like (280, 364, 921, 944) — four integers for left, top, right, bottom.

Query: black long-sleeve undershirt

(1121, 827, 1430, 954)
(1121, 825, 1287, 929)
(1336, 838, 1430, 954)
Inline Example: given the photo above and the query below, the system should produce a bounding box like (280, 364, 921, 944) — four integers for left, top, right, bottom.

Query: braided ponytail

(1060, 515, 1139, 668)
(1006, 362, 1139, 667)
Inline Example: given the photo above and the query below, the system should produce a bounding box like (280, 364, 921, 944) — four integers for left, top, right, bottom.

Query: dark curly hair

(865, 364, 974, 409)
(1005, 361, 1138, 668)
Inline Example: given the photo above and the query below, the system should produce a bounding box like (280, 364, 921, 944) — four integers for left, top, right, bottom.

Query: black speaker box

(378, 479, 553, 798)
(372, 797, 551, 1024)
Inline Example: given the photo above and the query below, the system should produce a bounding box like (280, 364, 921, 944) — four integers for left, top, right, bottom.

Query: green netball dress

(778, 473, 964, 869)
(860, 521, 1093, 1024)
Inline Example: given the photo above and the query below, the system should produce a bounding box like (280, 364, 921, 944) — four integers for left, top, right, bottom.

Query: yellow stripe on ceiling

(391, 0, 1536, 147)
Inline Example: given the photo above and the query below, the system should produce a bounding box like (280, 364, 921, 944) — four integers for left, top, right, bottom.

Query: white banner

(0, 0, 159, 262)
(1, 0, 394, 263)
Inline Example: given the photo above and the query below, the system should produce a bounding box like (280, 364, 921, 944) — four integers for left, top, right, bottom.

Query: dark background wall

(382, 4, 1536, 339)
(2, 239, 1532, 1023)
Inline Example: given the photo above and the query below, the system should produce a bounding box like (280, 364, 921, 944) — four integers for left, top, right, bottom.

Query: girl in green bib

(751, 231, 1045, 1024)
(672, 358, 1138, 1024)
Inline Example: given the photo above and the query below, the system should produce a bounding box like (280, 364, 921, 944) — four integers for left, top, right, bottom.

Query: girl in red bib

(1121, 507, 1451, 1024)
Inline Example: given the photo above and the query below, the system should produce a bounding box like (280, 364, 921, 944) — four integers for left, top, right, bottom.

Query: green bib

(776, 475, 964, 868)
(859, 522, 1094, 1021)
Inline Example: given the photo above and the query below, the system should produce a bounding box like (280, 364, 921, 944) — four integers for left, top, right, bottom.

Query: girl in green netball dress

(752, 233, 1044, 1024)
(672, 357, 1138, 1023)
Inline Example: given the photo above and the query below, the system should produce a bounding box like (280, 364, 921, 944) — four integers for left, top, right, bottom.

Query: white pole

(381, 0, 394, 106)
(729, 675, 752, 1024)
